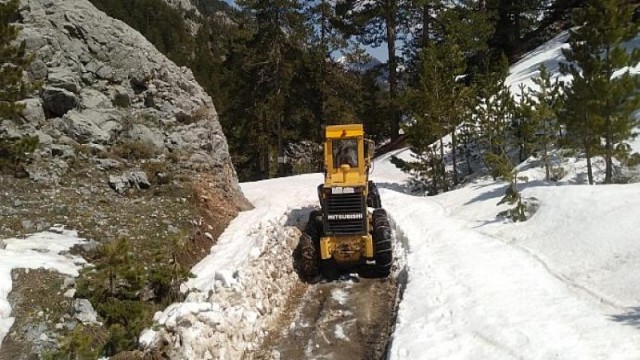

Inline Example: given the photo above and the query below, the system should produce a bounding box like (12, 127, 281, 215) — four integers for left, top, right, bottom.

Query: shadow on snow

(610, 307, 640, 329)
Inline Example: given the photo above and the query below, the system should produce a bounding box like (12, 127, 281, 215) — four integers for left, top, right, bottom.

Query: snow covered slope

(383, 30, 640, 359)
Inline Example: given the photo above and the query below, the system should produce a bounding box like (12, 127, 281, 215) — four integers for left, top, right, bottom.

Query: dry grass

(111, 140, 158, 160)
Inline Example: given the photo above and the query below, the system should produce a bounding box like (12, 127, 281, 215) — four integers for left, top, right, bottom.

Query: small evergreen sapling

(0, 0, 40, 175)
(0, 0, 38, 119)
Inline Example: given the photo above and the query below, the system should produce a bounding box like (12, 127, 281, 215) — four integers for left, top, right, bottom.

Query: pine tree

(336, 0, 410, 140)
(231, 0, 308, 179)
(473, 59, 532, 222)
(559, 73, 601, 184)
(513, 83, 535, 162)
(302, 0, 360, 133)
(473, 57, 515, 179)
(488, 0, 544, 59)
(528, 65, 564, 181)
(397, 1, 493, 189)
(403, 30, 468, 191)
(560, 0, 640, 184)
(356, 60, 391, 143)
(0, 0, 36, 119)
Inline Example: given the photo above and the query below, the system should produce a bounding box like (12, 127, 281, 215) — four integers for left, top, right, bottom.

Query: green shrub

(72, 236, 192, 356)
(45, 324, 109, 360)
(0, 135, 39, 174)
(112, 93, 131, 108)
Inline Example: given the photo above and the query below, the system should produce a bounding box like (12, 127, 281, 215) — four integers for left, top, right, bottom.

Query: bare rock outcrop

(2, 0, 247, 207)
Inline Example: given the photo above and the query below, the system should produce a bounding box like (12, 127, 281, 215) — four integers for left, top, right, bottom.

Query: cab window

(333, 139, 358, 168)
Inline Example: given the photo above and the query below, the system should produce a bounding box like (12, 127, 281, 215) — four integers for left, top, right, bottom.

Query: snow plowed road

(259, 276, 399, 360)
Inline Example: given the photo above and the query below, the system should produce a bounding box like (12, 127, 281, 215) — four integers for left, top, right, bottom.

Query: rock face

(161, 0, 202, 35)
(3, 0, 247, 205)
(163, 0, 199, 13)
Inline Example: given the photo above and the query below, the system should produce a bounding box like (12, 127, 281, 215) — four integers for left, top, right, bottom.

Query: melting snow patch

(335, 324, 349, 341)
(0, 228, 87, 346)
(331, 288, 349, 305)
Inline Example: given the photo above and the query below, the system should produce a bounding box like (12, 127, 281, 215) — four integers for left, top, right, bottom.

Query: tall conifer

(232, 0, 307, 179)
(528, 65, 563, 181)
(560, 0, 640, 184)
(336, 0, 410, 139)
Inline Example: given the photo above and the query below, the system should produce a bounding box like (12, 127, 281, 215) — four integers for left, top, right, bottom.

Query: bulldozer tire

(319, 259, 339, 281)
(372, 209, 392, 277)
(367, 181, 382, 208)
(300, 210, 322, 279)
(299, 233, 318, 278)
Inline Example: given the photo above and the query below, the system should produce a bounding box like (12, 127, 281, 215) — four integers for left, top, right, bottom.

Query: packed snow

(385, 184, 640, 359)
(0, 227, 87, 346)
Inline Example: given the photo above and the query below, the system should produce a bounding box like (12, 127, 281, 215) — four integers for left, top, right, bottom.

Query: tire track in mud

(258, 276, 399, 360)
(255, 220, 408, 360)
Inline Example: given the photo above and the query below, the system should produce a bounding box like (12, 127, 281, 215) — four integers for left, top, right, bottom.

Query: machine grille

(324, 191, 367, 235)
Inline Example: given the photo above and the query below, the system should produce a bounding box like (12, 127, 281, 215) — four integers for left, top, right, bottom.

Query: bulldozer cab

(324, 124, 373, 187)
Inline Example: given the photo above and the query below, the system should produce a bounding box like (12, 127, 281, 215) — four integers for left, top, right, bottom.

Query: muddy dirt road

(259, 275, 399, 360)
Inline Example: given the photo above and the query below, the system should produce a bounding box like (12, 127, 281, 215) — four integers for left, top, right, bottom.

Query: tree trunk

(109, 268, 114, 295)
(276, 114, 286, 176)
(439, 138, 448, 192)
(452, 130, 458, 186)
(422, 3, 430, 48)
(515, 12, 521, 50)
(586, 144, 594, 185)
(260, 115, 270, 180)
(604, 120, 613, 184)
(543, 143, 550, 181)
(385, 0, 399, 139)
(320, 2, 327, 128)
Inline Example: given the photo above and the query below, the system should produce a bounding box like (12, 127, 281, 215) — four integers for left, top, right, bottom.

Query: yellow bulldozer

(299, 124, 393, 279)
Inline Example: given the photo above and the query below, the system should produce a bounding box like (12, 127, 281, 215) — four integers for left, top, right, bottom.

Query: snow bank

(142, 217, 301, 358)
(0, 228, 87, 346)
(142, 174, 323, 357)
(187, 173, 322, 291)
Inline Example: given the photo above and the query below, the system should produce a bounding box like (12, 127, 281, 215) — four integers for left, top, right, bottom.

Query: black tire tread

(367, 181, 382, 208)
(300, 210, 322, 279)
(372, 208, 393, 277)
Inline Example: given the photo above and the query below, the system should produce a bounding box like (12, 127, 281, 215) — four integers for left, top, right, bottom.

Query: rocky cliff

(0, 0, 250, 357)
(9, 0, 236, 183)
